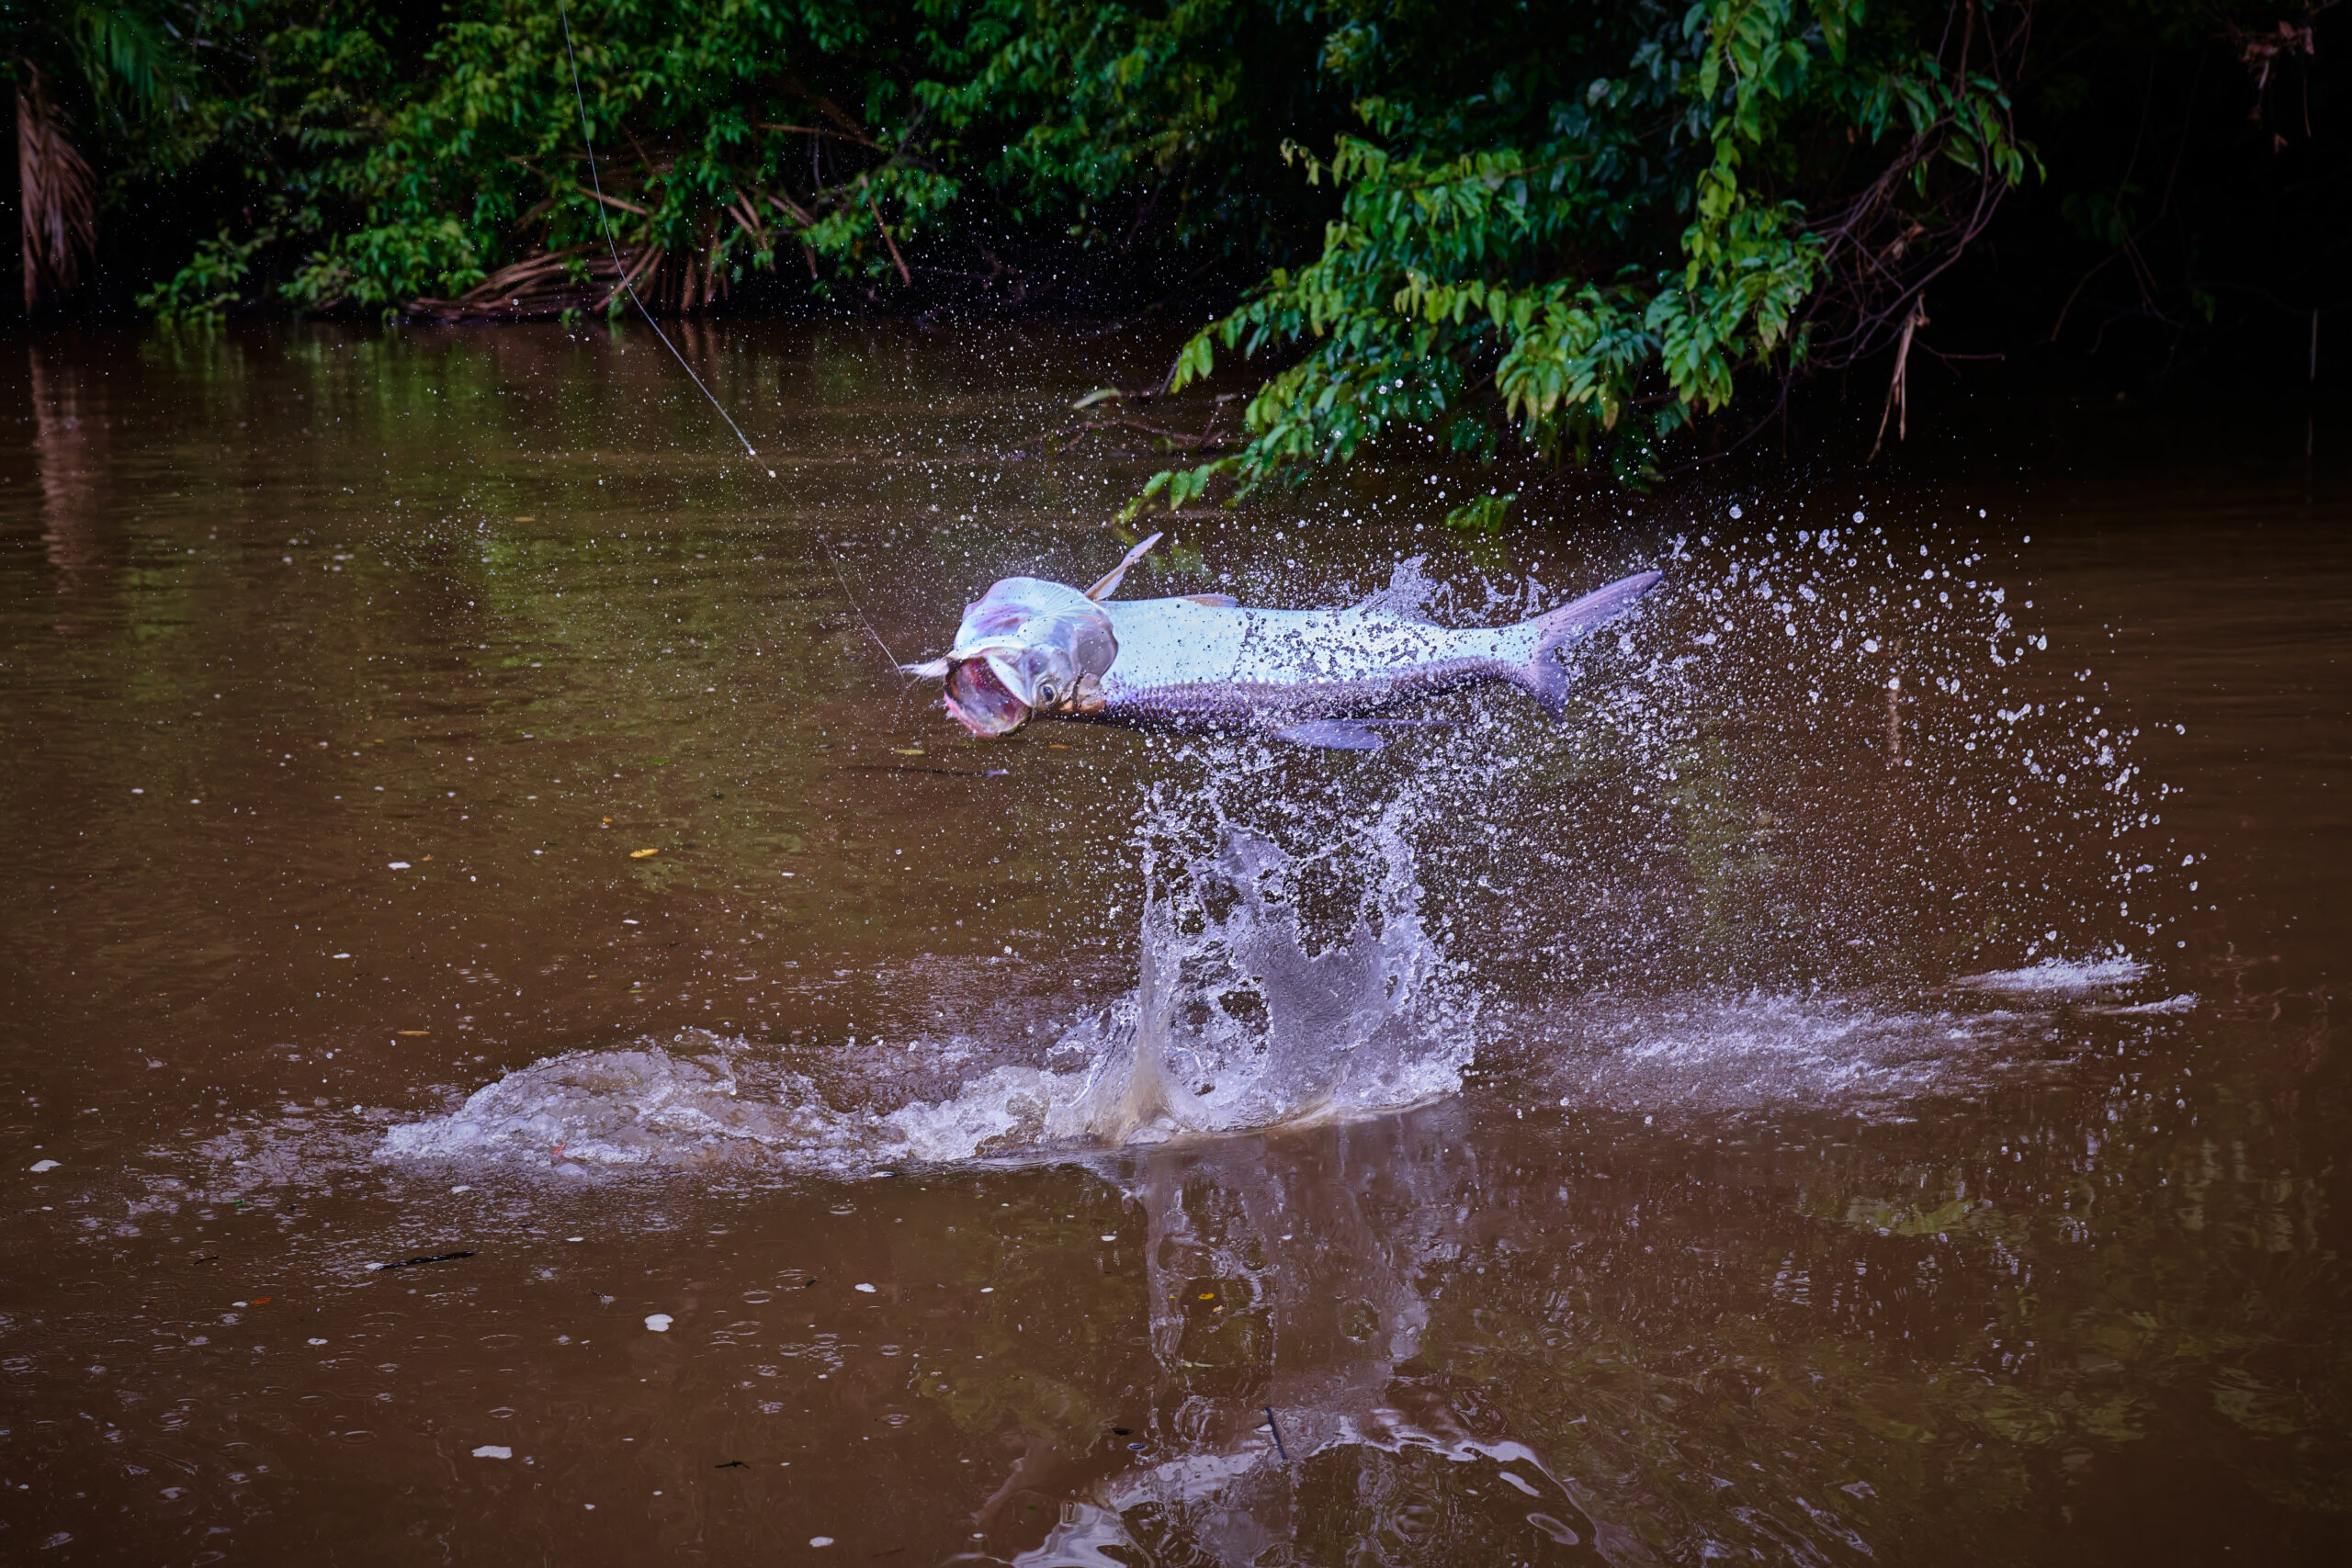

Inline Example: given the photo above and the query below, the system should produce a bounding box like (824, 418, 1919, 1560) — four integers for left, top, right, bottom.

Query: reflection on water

(982, 980, 2345, 1566)
(0, 322, 2346, 1563)
(29, 343, 119, 643)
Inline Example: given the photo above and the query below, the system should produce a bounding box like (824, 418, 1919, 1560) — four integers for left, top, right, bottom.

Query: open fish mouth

(944, 657, 1032, 736)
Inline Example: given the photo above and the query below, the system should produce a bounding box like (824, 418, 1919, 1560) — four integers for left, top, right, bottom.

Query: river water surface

(4, 323, 2347, 1564)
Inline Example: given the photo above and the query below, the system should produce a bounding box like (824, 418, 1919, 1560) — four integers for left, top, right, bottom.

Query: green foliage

(1141, 0, 2036, 508)
(20, 2, 2343, 501)
(66, 1, 198, 122)
(127, 0, 1341, 318)
(1442, 491, 1515, 533)
(136, 226, 274, 321)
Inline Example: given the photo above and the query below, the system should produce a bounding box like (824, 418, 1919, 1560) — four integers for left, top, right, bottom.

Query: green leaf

(1444, 492, 1518, 533)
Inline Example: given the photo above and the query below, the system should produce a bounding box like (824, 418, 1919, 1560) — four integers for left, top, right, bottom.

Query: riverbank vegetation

(6, 2, 2342, 508)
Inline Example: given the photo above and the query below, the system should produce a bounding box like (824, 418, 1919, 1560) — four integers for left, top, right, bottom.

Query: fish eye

(1037, 682, 1057, 706)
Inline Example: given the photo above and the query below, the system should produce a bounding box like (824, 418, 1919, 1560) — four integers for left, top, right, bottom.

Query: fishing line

(558, 0, 753, 459)
(556, 0, 906, 676)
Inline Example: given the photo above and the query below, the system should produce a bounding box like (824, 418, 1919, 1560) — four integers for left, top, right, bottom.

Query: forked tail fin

(1510, 570, 1662, 716)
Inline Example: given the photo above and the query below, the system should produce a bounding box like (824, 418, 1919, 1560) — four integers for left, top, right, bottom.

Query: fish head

(902, 577, 1117, 737)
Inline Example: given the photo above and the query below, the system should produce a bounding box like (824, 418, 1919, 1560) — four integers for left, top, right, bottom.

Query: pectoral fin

(1273, 720, 1386, 751)
(1083, 532, 1163, 601)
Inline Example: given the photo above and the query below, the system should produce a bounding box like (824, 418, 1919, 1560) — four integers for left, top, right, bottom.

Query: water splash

(1098, 810, 1466, 1140)
(382, 784, 1473, 1172)
(1952, 952, 2149, 994)
(381, 513, 2171, 1174)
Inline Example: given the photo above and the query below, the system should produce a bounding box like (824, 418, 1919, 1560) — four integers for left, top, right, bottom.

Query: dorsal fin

(1083, 532, 1163, 601)
(1173, 592, 1239, 608)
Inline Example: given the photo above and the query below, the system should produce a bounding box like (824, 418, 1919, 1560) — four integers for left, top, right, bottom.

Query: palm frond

(17, 69, 100, 309)
(71, 2, 191, 120)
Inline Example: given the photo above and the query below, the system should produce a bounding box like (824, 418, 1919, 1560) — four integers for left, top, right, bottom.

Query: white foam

(380, 811, 1474, 1174)
(2090, 992, 2197, 1015)
(1531, 991, 2004, 1117)
(370, 525, 2168, 1177)
(1952, 953, 2148, 994)
(378, 1046, 888, 1168)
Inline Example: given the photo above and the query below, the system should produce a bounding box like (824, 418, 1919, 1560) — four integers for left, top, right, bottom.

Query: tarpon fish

(904, 536, 1661, 750)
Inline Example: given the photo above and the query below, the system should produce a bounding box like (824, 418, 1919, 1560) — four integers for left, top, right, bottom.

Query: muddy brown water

(3, 323, 2347, 1564)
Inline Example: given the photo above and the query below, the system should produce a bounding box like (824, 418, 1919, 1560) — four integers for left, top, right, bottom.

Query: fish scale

(1098, 600, 1552, 729)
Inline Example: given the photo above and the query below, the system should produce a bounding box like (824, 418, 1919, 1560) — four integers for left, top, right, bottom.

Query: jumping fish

(904, 536, 1661, 750)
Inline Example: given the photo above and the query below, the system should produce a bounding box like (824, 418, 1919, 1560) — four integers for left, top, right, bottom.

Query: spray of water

(385, 739, 1478, 1172)
(380, 503, 2181, 1174)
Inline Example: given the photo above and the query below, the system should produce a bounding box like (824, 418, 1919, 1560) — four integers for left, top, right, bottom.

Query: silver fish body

(909, 563, 1660, 750)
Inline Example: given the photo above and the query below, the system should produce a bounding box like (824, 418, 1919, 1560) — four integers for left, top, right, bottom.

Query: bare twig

(754, 122, 882, 150)
(1869, 298, 1928, 459)
(581, 187, 651, 219)
(408, 246, 662, 321)
(1785, 4, 2031, 378)
(861, 175, 911, 286)
(1049, 412, 1231, 453)
(598, 242, 664, 313)
(763, 189, 817, 229)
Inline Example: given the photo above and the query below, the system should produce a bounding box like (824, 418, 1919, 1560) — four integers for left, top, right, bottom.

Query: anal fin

(1273, 720, 1385, 751)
